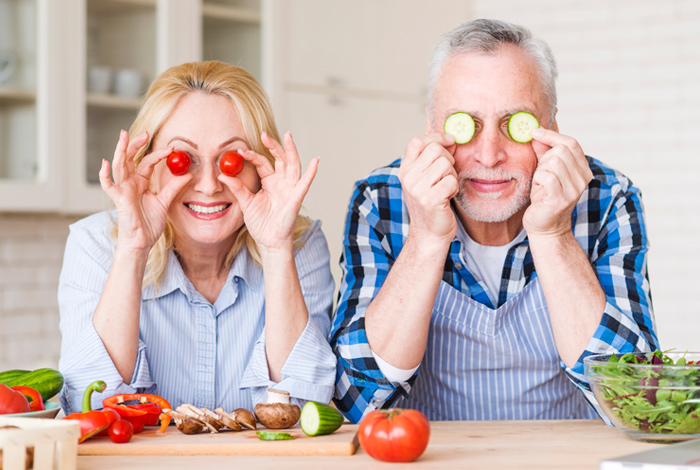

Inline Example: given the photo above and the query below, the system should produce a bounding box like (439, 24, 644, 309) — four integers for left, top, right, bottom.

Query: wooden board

(78, 424, 359, 456)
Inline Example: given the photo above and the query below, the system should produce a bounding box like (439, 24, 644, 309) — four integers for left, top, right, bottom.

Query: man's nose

(468, 125, 508, 168)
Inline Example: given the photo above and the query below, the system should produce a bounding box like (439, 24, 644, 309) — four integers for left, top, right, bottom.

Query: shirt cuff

(240, 316, 336, 405)
(370, 349, 419, 384)
(59, 324, 153, 413)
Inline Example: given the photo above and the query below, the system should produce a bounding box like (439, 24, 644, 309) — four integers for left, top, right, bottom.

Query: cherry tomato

(219, 151, 244, 177)
(358, 409, 430, 462)
(166, 150, 191, 176)
(108, 419, 134, 444)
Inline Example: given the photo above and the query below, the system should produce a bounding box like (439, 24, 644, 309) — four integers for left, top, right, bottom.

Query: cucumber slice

(507, 112, 539, 143)
(256, 431, 294, 440)
(300, 401, 344, 436)
(443, 112, 475, 144)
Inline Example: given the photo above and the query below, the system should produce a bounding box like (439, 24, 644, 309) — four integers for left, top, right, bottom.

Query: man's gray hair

(427, 19, 558, 125)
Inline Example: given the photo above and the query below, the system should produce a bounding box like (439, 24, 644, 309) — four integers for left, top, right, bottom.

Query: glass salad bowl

(584, 351, 700, 442)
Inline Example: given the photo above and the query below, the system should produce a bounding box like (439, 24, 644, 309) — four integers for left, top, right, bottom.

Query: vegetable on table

(358, 408, 430, 463)
(300, 401, 344, 436)
(10, 386, 45, 412)
(0, 383, 31, 415)
(591, 350, 700, 435)
(254, 389, 301, 429)
(256, 431, 294, 441)
(108, 419, 134, 444)
(62, 380, 120, 443)
(103, 393, 172, 433)
(0, 368, 64, 402)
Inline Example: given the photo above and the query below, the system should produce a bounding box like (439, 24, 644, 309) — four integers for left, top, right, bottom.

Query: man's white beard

(455, 168, 532, 223)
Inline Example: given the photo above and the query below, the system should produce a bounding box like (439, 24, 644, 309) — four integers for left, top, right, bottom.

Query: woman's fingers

(219, 174, 255, 211)
(294, 157, 319, 201)
(157, 173, 193, 209)
(111, 130, 130, 184)
(136, 147, 175, 180)
(239, 148, 275, 179)
(99, 159, 121, 202)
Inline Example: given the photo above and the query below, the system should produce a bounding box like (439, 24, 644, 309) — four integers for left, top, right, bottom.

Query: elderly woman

(57, 61, 336, 414)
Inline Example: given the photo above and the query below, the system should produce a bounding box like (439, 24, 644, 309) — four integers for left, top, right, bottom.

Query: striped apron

(401, 277, 596, 420)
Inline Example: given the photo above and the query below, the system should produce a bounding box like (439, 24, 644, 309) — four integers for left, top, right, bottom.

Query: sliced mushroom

(234, 408, 257, 430)
(254, 389, 301, 429)
(214, 407, 242, 431)
(162, 409, 206, 435)
(176, 404, 222, 433)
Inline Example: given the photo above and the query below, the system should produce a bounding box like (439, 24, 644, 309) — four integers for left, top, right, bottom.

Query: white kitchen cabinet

(268, 0, 470, 284)
(0, 0, 265, 213)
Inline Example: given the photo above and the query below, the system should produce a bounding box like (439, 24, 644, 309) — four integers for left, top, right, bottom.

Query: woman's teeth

(186, 203, 230, 214)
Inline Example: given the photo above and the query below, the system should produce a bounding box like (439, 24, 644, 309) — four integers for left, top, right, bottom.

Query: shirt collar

(141, 247, 263, 301)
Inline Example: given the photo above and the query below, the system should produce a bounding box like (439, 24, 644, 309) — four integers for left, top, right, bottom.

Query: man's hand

(398, 133, 460, 247)
(523, 128, 593, 239)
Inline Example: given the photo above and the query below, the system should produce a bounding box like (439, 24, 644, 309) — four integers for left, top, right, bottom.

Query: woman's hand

(99, 130, 192, 253)
(219, 132, 318, 255)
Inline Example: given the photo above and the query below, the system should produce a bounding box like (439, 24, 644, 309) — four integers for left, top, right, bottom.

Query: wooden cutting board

(78, 424, 359, 456)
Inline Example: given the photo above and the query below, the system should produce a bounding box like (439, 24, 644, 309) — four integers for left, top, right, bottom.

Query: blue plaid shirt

(331, 156, 658, 423)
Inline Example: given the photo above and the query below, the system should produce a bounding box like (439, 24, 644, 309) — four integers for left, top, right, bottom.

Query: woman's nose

(193, 160, 223, 195)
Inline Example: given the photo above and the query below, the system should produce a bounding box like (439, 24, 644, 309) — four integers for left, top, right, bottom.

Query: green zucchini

(300, 401, 344, 436)
(444, 112, 475, 144)
(2, 368, 64, 401)
(256, 431, 295, 441)
(0, 369, 30, 384)
(507, 111, 539, 143)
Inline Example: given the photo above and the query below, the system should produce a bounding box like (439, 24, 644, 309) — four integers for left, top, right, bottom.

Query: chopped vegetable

(256, 431, 295, 441)
(589, 350, 700, 435)
(507, 112, 539, 143)
(10, 386, 45, 412)
(0, 383, 31, 414)
(62, 380, 120, 443)
(300, 401, 344, 436)
(443, 112, 475, 144)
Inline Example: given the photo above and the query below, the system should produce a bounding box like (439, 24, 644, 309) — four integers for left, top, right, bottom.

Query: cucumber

(444, 112, 475, 144)
(300, 401, 344, 436)
(507, 111, 539, 143)
(2, 368, 64, 401)
(256, 431, 294, 441)
(0, 369, 30, 384)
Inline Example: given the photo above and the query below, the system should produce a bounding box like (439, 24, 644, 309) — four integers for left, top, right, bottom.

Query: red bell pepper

(63, 380, 120, 443)
(0, 383, 30, 414)
(10, 386, 46, 412)
(103, 393, 172, 433)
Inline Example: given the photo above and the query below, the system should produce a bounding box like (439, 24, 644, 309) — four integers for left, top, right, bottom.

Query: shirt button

(455, 263, 463, 270)
(234, 277, 239, 283)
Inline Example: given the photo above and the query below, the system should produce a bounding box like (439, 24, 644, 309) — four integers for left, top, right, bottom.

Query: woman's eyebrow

(219, 137, 246, 149)
(168, 137, 198, 149)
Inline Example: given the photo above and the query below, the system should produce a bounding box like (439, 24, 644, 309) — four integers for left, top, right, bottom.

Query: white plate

(3, 401, 60, 419)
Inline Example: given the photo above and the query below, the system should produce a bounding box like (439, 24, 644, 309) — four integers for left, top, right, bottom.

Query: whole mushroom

(254, 389, 301, 429)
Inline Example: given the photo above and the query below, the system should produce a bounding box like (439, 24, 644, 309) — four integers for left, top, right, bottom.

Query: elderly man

(331, 19, 658, 422)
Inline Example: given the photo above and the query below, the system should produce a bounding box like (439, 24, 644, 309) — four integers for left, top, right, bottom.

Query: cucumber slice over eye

(444, 112, 475, 144)
(507, 112, 539, 143)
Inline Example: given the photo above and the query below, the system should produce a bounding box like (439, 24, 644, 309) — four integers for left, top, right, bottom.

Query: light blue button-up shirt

(58, 211, 336, 414)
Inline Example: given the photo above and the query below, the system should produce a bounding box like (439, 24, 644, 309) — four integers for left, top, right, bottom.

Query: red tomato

(219, 151, 244, 177)
(166, 150, 191, 176)
(358, 409, 430, 462)
(108, 419, 134, 444)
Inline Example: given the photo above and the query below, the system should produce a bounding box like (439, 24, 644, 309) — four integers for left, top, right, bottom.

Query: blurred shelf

(0, 86, 36, 105)
(86, 93, 141, 110)
(202, 3, 260, 23)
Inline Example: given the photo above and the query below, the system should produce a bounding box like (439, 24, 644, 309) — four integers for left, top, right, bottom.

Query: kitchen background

(0, 0, 698, 372)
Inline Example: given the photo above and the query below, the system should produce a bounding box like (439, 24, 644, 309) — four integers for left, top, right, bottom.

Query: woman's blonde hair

(114, 61, 310, 289)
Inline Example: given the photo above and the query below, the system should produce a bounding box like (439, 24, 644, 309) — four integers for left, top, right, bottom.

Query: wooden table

(76, 419, 666, 469)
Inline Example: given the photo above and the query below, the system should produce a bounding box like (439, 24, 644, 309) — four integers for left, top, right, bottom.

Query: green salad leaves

(589, 350, 700, 435)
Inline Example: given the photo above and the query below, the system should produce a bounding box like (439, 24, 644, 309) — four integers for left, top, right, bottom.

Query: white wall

(0, 0, 697, 371)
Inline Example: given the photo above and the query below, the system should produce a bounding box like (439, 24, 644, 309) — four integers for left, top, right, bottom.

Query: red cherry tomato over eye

(108, 419, 134, 444)
(219, 151, 245, 177)
(166, 150, 191, 176)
